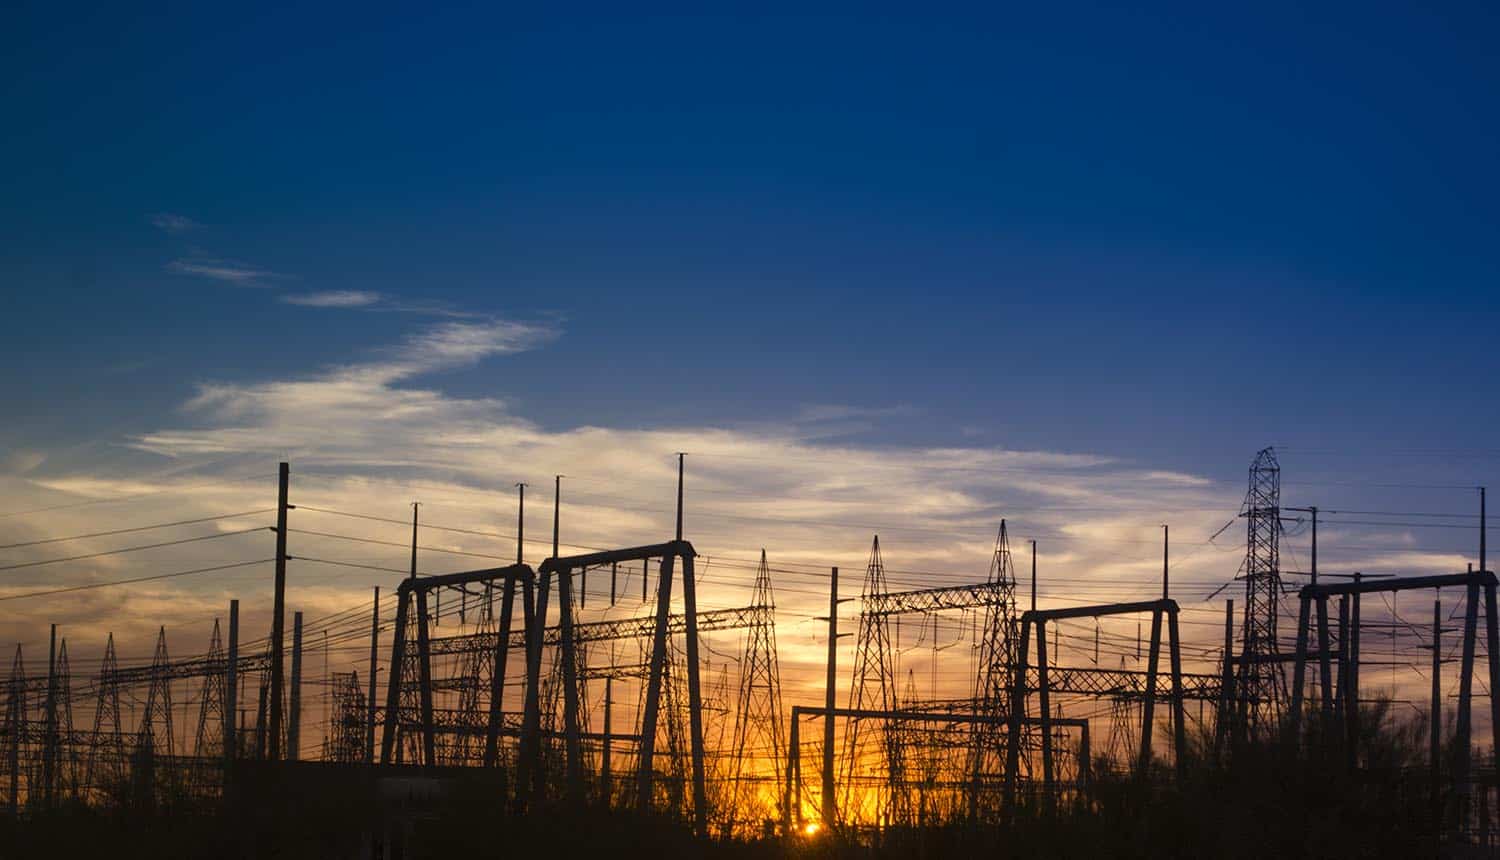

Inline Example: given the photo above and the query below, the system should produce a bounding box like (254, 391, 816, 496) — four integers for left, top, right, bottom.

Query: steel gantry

(1006, 598, 1187, 804)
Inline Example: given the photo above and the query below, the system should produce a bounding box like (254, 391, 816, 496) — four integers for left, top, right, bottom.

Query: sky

(2, 3, 1498, 756)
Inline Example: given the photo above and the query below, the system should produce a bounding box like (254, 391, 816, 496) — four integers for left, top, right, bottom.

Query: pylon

(723, 550, 786, 836)
(968, 521, 1020, 819)
(841, 536, 900, 828)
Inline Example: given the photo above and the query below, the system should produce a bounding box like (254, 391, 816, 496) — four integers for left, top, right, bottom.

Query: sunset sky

(3, 4, 1498, 757)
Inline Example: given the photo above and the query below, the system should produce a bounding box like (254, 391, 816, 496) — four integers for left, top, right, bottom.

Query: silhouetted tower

(968, 521, 1019, 817)
(47, 639, 78, 805)
(723, 550, 786, 836)
(328, 672, 367, 763)
(3, 645, 26, 813)
(192, 620, 227, 793)
(842, 536, 900, 827)
(86, 634, 125, 805)
(1234, 447, 1287, 741)
(134, 628, 176, 805)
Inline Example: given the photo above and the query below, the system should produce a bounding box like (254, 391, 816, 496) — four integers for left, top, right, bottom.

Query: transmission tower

(1234, 447, 1287, 741)
(967, 521, 1019, 818)
(3, 645, 26, 813)
(842, 535, 900, 828)
(134, 627, 176, 807)
(48, 639, 78, 805)
(190, 620, 227, 795)
(723, 550, 786, 837)
(86, 634, 125, 805)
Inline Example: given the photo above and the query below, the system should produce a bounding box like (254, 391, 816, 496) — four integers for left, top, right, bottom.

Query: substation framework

(4, 450, 1496, 848)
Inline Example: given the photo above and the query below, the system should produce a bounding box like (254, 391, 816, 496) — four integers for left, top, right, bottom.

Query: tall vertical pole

(552, 476, 561, 560)
(558, 564, 582, 802)
(289, 611, 303, 761)
(484, 575, 517, 768)
(1456, 580, 1480, 821)
(1432, 598, 1443, 806)
(415, 590, 436, 767)
(1217, 598, 1236, 751)
(822, 567, 839, 830)
(1036, 620, 1053, 794)
(1481, 487, 1487, 575)
(635, 554, 673, 813)
(1168, 608, 1186, 781)
(409, 502, 420, 580)
(1310, 506, 1318, 586)
(676, 453, 685, 541)
(1162, 525, 1169, 598)
(1031, 541, 1037, 612)
(601, 676, 613, 805)
(1139, 609, 1163, 776)
(1485, 583, 1500, 807)
(366, 587, 380, 762)
(268, 462, 290, 762)
(516, 483, 526, 565)
(43, 624, 56, 807)
(1349, 572, 1362, 764)
(226, 599, 238, 766)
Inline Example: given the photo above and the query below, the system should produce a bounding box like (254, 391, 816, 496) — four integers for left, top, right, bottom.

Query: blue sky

(2, 1, 1499, 637)
(3, 5, 1500, 758)
(5, 3, 1499, 478)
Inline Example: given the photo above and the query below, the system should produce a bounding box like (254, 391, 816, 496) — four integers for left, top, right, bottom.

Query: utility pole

(1031, 541, 1038, 612)
(289, 611, 303, 761)
(676, 453, 685, 541)
(268, 461, 290, 762)
(516, 483, 526, 565)
(409, 502, 420, 580)
(553, 476, 562, 559)
(226, 599, 238, 767)
(820, 567, 841, 829)
(602, 677, 613, 805)
(367, 587, 380, 762)
(1433, 598, 1442, 807)
(1162, 525, 1169, 599)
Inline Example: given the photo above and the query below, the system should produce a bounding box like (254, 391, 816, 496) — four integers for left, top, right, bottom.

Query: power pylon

(86, 634, 125, 806)
(968, 520, 1020, 818)
(723, 550, 786, 836)
(134, 627, 175, 807)
(192, 620, 227, 795)
(1234, 447, 1287, 742)
(3, 645, 26, 813)
(842, 535, 900, 828)
(49, 639, 78, 804)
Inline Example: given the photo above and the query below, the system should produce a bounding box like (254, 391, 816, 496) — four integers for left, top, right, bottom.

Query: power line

(0, 509, 275, 549)
(0, 558, 272, 602)
(0, 525, 271, 573)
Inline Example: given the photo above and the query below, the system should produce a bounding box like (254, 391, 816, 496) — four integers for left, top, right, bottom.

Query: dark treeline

(0, 698, 1456, 859)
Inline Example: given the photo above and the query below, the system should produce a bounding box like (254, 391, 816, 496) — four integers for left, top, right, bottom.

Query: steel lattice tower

(842, 535, 901, 827)
(86, 634, 124, 805)
(328, 672, 367, 763)
(967, 520, 1020, 818)
(3, 645, 26, 813)
(723, 550, 786, 836)
(1234, 447, 1287, 741)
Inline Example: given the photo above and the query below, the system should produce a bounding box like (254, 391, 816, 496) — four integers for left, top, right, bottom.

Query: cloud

(150, 213, 198, 234)
(20, 318, 1465, 753)
(280, 290, 383, 308)
(166, 257, 280, 285)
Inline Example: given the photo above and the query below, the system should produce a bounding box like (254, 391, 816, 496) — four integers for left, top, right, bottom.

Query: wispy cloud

(280, 290, 383, 308)
(166, 257, 281, 285)
(150, 213, 199, 234)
